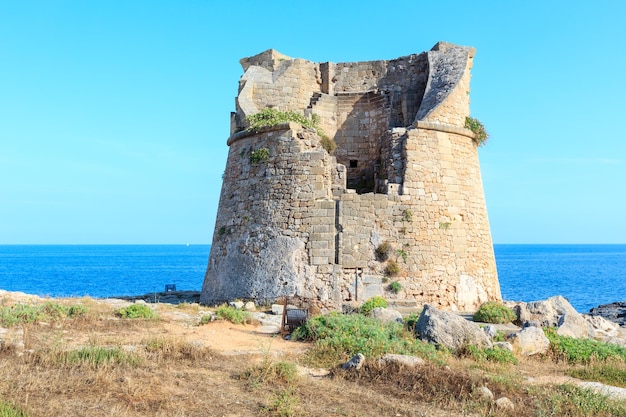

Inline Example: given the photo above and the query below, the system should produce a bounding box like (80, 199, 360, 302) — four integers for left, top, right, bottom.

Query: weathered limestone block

(512, 295, 579, 327)
(508, 326, 550, 356)
(414, 304, 491, 351)
(557, 312, 590, 339)
(583, 314, 621, 341)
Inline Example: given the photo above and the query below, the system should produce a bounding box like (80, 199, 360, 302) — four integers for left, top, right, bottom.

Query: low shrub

(245, 108, 330, 152)
(405, 312, 420, 332)
(0, 304, 42, 326)
(375, 241, 392, 261)
(67, 304, 88, 318)
(465, 116, 489, 146)
(262, 388, 301, 417)
(56, 346, 140, 368)
(384, 260, 400, 277)
(319, 136, 337, 154)
(536, 384, 626, 416)
(241, 359, 298, 388)
(246, 108, 312, 130)
(544, 328, 626, 364)
(291, 312, 441, 367)
(359, 296, 387, 315)
(461, 345, 518, 365)
(115, 303, 157, 319)
(388, 281, 402, 294)
(249, 147, 270, 163)
(215, 305, 252, 324)
(473, 301, 516, 324)
(0, 302, 88, 326)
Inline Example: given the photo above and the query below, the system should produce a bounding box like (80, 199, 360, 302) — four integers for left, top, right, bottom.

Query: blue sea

(0, 245, 210, 298)
(0, 244, 624, 313)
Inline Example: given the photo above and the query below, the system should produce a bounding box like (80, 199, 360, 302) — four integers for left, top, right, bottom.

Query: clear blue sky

(1, 1, 625, 244)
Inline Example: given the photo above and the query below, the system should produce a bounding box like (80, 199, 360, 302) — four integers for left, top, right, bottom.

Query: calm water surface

(0, 245, 210, 298)
(0, 244, 624, 312)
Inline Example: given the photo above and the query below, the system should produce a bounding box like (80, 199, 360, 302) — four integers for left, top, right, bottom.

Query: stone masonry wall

(202, 42, 501, 312)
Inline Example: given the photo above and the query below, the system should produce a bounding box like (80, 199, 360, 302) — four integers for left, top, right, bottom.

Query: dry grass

(2, 296, 626, 417)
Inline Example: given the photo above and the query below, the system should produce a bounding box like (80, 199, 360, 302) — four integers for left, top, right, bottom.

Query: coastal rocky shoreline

(2, 288, 625, 329)
(590, 302, 626, 327)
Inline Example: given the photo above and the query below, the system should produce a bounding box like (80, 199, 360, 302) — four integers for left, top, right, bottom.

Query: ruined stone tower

(201, 42, 501, 312)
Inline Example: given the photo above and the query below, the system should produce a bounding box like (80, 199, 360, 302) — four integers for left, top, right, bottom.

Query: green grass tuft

(115, 303, 157, 319)
(536, 384, 626, 416)
(384, 260, 400, 277)
(388, 281, 402, 294)
(291, 312, 442, 367)
(242, 359, 298, 388)
(465, 116, 489, 146)
(359, 296, 387, 315)
(0, 401, 29, 417)
(544, 328, 626, 364)
(473, 301, 516, 324)
(568, 362, 626, 388)
(461, 345, 518, 365)
(57, 346, 140, 368)
(215, 305, 252, 324)
(0, 302, 89, 327)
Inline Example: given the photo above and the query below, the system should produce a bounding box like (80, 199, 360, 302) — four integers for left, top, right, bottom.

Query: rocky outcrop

(590, 302, 626, 327)
(512, 295, 579, 327)
(510, 296, 626, 343)
(414, 304, 491, 351)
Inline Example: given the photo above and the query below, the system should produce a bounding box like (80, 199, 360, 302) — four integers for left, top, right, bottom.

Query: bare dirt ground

(0, 294, 464, 417)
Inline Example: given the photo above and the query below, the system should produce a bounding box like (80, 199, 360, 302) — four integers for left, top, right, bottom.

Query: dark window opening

(349, 160, 358, 168)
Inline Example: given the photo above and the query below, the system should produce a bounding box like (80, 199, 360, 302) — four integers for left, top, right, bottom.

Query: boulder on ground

(508, 326, 550, 356)
(342, 353, 365, 370)
(243, 301, 256, 312)
(495, 397, 515, 410)
(513, 295, 578, 327)
(474, 386, 494, 401)
(414, 304, 491, 351)
(482, 324, 497, 340)
(229, 301, 244, 310)
(370, 307, 403, 324)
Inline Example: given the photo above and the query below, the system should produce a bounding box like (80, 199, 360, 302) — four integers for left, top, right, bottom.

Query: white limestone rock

(414, 304, 491, 351)
(508, 326, 550, 356)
